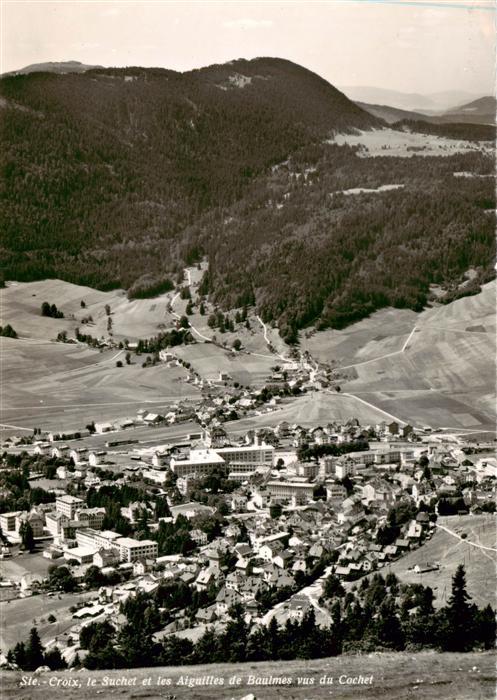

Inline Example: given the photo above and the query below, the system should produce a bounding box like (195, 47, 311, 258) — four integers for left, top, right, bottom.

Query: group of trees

(0, 454, 57, 513)
(0, 324, 18, 338)
(12, 565, 489, 673)
(41, 302, 64, 318)
(133, 327, 193, 355)
(297, 440, 370, 462)
(8, 628, 67, 671)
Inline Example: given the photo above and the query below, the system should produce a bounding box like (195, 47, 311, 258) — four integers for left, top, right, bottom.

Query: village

(1, 390, 496, 668)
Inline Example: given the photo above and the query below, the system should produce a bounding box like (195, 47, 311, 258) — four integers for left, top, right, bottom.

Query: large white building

(171, 450, 225, 478)
(76, 529, 121, 551)
(56, 495, 85, 519)
(117, 537, 158, 563)
(266, 481, 315, 505)
(214, 443, 274, 474)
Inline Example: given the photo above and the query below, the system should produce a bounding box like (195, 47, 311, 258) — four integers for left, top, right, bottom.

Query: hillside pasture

(0, 591, 95, 652)
(1, 279, 178, 343)
(376, 515, 496, 609)
(352, 389, 494, 431)
(227, 392, 394, 432)
(302, 282, 496, 430)
(1, 337, 198, 435)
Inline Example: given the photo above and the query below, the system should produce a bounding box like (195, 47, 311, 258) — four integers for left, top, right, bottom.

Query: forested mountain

(1, 57, 380, 290)
(0, 58, 495, 337)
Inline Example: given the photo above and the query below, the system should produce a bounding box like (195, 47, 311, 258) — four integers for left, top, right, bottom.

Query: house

(52, 445, 70, 459)
(69, 448, 88, 464)
(93, 548, 119, 568)
(273, 549, 294, 569)
(56, 495, 85, 519)
(133, 559, 154, 576)
(143, 413, 164, 425)
(216, 586, 242, 615)
(362, 479, 396, 505)
(230, 495, 248, 512)
(286, 595, 312, 621)
(20, 573, 44, 592)
(88, 451, 107, 467)
(94, 422, 113, 434)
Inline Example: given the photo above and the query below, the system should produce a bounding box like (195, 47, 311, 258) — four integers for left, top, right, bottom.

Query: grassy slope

(301, 281, 496, 430)
(370, 515, 496, 609)
(2, 652, 496, 699)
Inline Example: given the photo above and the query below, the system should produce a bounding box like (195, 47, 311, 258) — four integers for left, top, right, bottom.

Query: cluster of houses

(1, 415, 495, 642)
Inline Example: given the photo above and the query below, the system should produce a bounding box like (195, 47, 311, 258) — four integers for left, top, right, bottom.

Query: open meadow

(332, 127, 495, 158)
(301, 282, 496, 431)
(172, 342, 275, 387)
(0, 279, 177, 342)
(1, 335, 199, 436)
(0, 591, 96, 652)
(1, 652, 495, 700)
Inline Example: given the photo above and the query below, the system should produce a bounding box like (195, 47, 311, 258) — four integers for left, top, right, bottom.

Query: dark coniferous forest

(1, 58, 495, 337)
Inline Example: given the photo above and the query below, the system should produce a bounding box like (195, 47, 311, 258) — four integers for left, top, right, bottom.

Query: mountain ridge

(0, 57, 494, 337)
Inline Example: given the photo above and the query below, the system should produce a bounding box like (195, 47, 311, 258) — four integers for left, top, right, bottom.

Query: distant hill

(443, 96, 496, 125)
(356, 101, 432, 124)
(3, 60, 103, 75)
(358, 97, 496, 128)
(339, 86, 482, 113)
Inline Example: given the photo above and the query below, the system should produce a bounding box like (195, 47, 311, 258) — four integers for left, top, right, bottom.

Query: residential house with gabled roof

(216, 586, 242, 616)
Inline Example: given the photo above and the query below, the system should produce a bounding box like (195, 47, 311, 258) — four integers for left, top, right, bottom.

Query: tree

(84, 565, 106, 589)
(86, 421, 96, 434)
(474, 604, 496, 650)
(80, 300, 86, 308)
(19, 521, 35, 552)
(437, 565, 476, 652)
(269, 503, 282, 519)
(232, 338, 242, 351)
(104, 304, 111, 316)
(48, 565, 77, 592)
(116, 360, 123, 368)
(0, 324, 18, 338)
(24, 627, 45, 671)
(179, 315, 189, 329)
(322, 570, 345, 600)
(44, 647, 67, 670)
(125, 352, 131, 365)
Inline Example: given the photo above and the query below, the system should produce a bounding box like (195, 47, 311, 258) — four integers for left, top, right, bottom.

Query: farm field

(2, 652, 495, 700)
(376, 515, 497, 609)
(172, 342, 275, 387)
(302, 282, 496, 431)
(1, 336, 199, 436)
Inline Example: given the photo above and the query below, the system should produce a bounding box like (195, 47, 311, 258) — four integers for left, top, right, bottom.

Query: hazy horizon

(2, 0, 495, 97)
